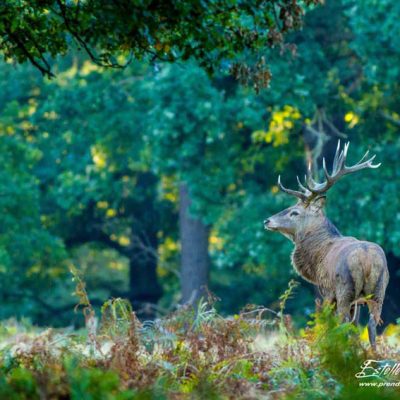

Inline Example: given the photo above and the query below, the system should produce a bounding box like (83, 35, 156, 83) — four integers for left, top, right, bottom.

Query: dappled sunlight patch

(382, 323, 400, 348)
(251, 332, 280, 353)
(90, 145, 108, 169)
(209, 233, 224, 251)
(80, 61, 101, 76)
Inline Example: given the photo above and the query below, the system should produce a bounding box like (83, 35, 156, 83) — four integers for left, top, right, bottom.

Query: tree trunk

(128, 233, 162, 320)
(128, 172, 162, 319)
(179, 183, 210, 305)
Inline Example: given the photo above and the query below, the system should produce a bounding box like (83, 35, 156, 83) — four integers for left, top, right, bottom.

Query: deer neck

(292, 218, 341, 284)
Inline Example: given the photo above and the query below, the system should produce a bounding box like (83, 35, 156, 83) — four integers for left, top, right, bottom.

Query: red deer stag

(264, 141, 389, 348)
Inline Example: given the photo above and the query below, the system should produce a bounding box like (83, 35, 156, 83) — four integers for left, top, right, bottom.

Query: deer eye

(290, 210, 300, 217)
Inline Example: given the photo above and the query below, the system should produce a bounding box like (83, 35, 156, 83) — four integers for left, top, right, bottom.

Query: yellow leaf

(360, 326, 369, 342)
(43, 111, 59, 120)
(384, 323, 399, 337)
(271, 185, 279, 194)
(106, 209, 117, 218)
(118, 236, 130, 246)
(96, 201, 109, 209)
(209, 234, 224, 250)
(91, 146, 107, 169)
(344, 112, 359, 128)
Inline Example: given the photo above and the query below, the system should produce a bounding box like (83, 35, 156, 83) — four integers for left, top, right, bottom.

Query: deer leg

(336, 299, 352, 322)
(367, 299, 383, 350)
(367, 314, 377, 350)
(335, 284, 354, 323)
(350, 304, 360, 326)
(367, 268, 387, 350)
(335, 261, 356, 323)
(336, 285, 352, 322)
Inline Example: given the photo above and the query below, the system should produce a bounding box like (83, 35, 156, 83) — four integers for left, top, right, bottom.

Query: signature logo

(355, 360, 400, 379)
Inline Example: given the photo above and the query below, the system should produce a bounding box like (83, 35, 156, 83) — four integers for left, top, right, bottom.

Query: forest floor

(0, 282, 400, 399)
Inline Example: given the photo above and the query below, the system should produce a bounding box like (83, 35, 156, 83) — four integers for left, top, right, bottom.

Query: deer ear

(312, 196, 326, 210)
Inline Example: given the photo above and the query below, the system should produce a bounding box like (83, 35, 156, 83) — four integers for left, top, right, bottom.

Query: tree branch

(4, 27, 54, 78)
(56, 0, 133, 69)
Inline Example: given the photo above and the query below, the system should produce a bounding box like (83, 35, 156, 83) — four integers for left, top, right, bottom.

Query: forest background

(0, 0, 399, 330)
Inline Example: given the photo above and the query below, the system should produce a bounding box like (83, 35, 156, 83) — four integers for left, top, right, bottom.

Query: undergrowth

(0, 278, 399, 399)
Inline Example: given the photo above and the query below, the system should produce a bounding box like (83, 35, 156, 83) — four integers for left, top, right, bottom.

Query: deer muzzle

(264, 218, 278, 231)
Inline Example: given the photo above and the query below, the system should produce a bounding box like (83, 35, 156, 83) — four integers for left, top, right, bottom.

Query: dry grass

(0, 287, 400, 399)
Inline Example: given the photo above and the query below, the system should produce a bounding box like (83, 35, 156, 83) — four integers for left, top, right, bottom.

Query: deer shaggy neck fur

(292, 216, 341, 288)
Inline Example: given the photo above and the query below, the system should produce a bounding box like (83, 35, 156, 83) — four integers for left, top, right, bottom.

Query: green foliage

(307, 303, 364, 385)
(1, 1, 400, 398)
(0, 296, 399, 399)
(278, 279, 300, 333)
(101, 298, 133, 339)
(0, 0, 321, 89)
(303, 304, 400, 400)
(66, 362, 134, 400)
(345, 0, 400, 87)
(0, 52, 315, 324)
(0, 367, 39, 400)
(0, 0, 400, 331)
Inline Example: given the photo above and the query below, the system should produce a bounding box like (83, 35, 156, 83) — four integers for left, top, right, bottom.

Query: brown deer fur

(264, 142, 389, 348)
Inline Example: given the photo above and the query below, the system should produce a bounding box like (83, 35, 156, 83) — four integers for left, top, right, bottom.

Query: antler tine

(277, 175, 308, 202)
(306, 159, 327, 192)
(322, 157, 330, 181)
(356, 149, 370, 165)
(345, 153, 381, 172)
(335, 141, 349, 173)
(351, 150, 380, 169)
(304, 141, 381, 197)
(332, 139, 341, 172)
(306, 172, 320, 191)
(344, 141, 350, 158)
(276, 141, 380, 204)
(336, 148, 346, 173)
(296, 175, 310, 193)
(342, 142, 350, 166)
(368, 154, 381, 168)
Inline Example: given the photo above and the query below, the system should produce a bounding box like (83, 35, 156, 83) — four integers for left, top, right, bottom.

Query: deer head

(264, 141, 381, 241)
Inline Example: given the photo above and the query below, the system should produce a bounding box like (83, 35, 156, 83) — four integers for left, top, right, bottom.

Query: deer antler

(278, 141, 381, 204)
(277, 175, 311, 203)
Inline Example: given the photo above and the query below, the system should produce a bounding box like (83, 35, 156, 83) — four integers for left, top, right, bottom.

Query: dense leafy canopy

(0, 0, 399, 328)
(0, 0, 321, 90)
